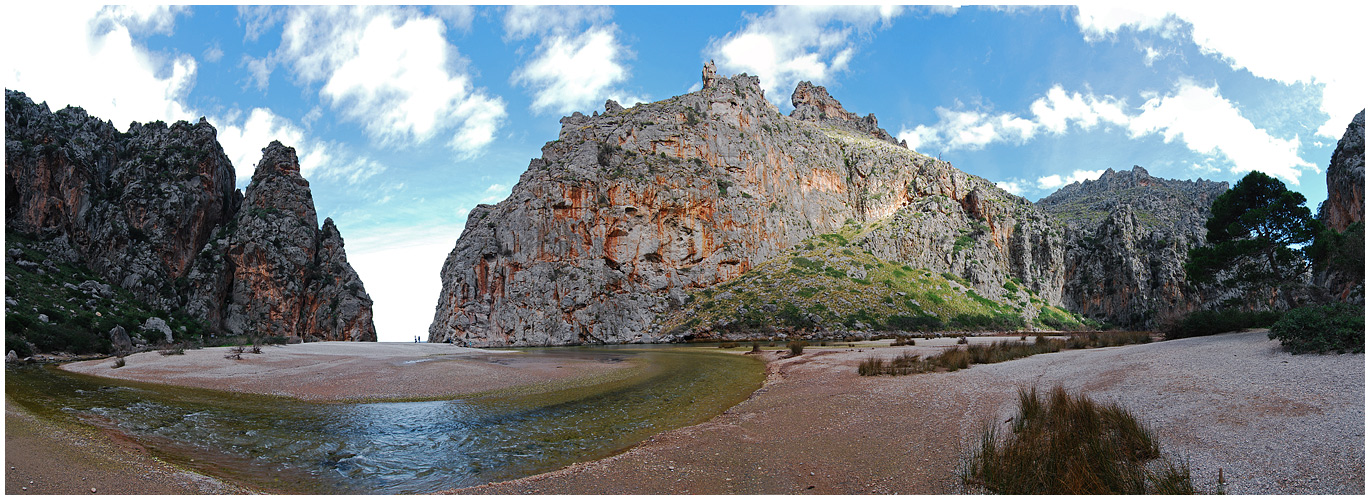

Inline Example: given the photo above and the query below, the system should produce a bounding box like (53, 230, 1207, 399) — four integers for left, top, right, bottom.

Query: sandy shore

(453, 331, 1363, 495)
(11, 333, 1363, 495)
(60, 342, 626, 401)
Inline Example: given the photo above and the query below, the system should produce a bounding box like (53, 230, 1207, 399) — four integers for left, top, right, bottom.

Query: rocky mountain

(1037, 166, 1229, 327)
(1315, 110, 1365, 303)
(429, 63, 1070, 346)
(5, 89, 375, 347)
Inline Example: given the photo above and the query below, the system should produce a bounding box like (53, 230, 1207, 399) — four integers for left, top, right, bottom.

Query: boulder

(109, 326, 133, 353)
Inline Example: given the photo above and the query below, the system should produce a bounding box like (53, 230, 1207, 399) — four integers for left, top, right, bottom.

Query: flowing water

(5, 346, 765, 494)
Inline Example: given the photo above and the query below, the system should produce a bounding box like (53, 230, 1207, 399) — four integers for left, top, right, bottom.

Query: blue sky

(4, 4, 1364, 341)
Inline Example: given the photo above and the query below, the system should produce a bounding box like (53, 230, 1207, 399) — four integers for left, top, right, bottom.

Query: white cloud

(513, 26, 640, 115)
(237, 5, 285, 43)
(279, 6, 506, 156)
(995, 179, 1029, 196)
(203, 43, 224, 63)
(896, 107, 1036, 153)
(215, 107, 389, 188)
(480, 183, 512, 204)
(3, 4, 196, 130)
(707, 6, 907, 108)
(1127, 81, 1313, 184)
(432, 5, 475, 32)
(503, 5, 612, 40)
(901, 81, 1312, 185)
(1037, 169, 1106, 190)
(1029, 85, 1130, 134)
(1073, 4, 1368, 139)
(241, 54, 273, 91)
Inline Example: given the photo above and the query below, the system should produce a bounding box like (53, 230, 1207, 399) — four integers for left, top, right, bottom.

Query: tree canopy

(1185, 171, 1320, 304)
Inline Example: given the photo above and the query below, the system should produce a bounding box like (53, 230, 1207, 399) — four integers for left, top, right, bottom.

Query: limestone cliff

(429, 64, 1068, 346)
(1315, 110, 1365, 303)
(5, 89, 375, 342)
(1319, 110, 1364, 233)
(1037, 166, 1228, 328)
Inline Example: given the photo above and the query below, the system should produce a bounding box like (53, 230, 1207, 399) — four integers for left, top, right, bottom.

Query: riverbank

(453, 330, 1363, 494)
(60, 342, 629, 402)
(5, 395, 256, 494)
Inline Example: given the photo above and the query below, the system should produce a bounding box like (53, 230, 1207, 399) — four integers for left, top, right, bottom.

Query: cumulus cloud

(1128, 81, 1313, 184)
(995, 179, 1029, 196)
(1073, 4, 1367, 139)
(1037, 169, 1106, 190)
(513, 26, 640, 114)
(706, 5, 906, 108)
(1030, 85, 1131, 134)
(902, 81, 1313, 185)
(278, 6, 506, 156)
(3, 4, 196, 130)
(897, 107, 1036, 153)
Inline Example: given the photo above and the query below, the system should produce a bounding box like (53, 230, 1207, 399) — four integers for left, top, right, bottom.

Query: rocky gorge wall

(5, 90, 375, 342)
(1037, 166, 1229, 327)
(429, 64, 1070, 346)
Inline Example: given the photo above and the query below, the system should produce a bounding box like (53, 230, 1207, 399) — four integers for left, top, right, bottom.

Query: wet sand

(60, 342, 627, 401)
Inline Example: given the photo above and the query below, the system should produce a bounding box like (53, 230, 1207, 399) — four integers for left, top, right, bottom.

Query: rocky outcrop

(790, 81, 906, 148)
(1037, 166, 1229, 327)
(1319, 110, 1364, 232)
(188, 142, 376, 341)
(5, 90, 375, 342)
(429, 66, 1068, 346)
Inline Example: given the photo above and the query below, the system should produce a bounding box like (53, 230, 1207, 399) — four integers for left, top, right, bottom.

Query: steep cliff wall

(430, 64, 1068, 346)
(1037, 166, 1228, 327)
(1315, 110, 1365, 303)
(1319, 110, 1365, 233)
(5, 90, 375, 342)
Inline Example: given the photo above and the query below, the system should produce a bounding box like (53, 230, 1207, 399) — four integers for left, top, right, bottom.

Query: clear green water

(5, 346, 765, 494)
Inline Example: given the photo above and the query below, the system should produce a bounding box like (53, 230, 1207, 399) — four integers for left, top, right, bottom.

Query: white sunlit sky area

(3, 4, 1365, 342)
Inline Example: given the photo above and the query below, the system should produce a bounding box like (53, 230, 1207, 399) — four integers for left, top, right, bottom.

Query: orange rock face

(429, 70, 1068, 346)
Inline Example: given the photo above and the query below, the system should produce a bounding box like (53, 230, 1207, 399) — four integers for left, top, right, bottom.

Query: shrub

(962, 386, 1195, 494)
(787, 340, 807, 356)
(749, 342, 762, 353)
(112, 356, 126, 369)
(957, 336, 969, 345)
(159, 347, 185, 356)
(1268, 303, 1365, 354)
(719, 342, 739, 349)
(1163, 309, 1281, 340)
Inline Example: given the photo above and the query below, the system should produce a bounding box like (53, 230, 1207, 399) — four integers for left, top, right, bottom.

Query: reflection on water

(6, 347, 764, 494)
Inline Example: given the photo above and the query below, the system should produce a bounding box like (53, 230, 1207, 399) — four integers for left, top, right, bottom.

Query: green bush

(1162, 309, 1282, 340)
(787, 340, 807, 356)
(1268, 303, 1364, 354)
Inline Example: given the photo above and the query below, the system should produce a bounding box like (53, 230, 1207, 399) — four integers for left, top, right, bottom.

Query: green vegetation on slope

(658, 222, 1089, 338)
(4, 233, 207, 357)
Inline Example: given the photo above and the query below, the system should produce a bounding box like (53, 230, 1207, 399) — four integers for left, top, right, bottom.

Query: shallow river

(6, 346, 765, 494)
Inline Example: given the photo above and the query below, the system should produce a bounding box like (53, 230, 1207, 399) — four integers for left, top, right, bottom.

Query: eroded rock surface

(430, 66, 1068, 346)
(1320, 110, 1365, 233)
(5, 90, 375, 341)
(1037, 166, 1228, 328)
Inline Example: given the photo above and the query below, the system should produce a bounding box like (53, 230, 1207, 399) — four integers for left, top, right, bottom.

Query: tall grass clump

(787, 340, 807, 356)
(1268, 303, 1364, 354)
(963, 386, 1195, 494)
(859, 352, 932, 376)
(966, 339, 1065, 364)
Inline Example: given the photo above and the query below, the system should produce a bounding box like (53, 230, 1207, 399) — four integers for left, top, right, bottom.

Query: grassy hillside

(659, 222, 1090, 339)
